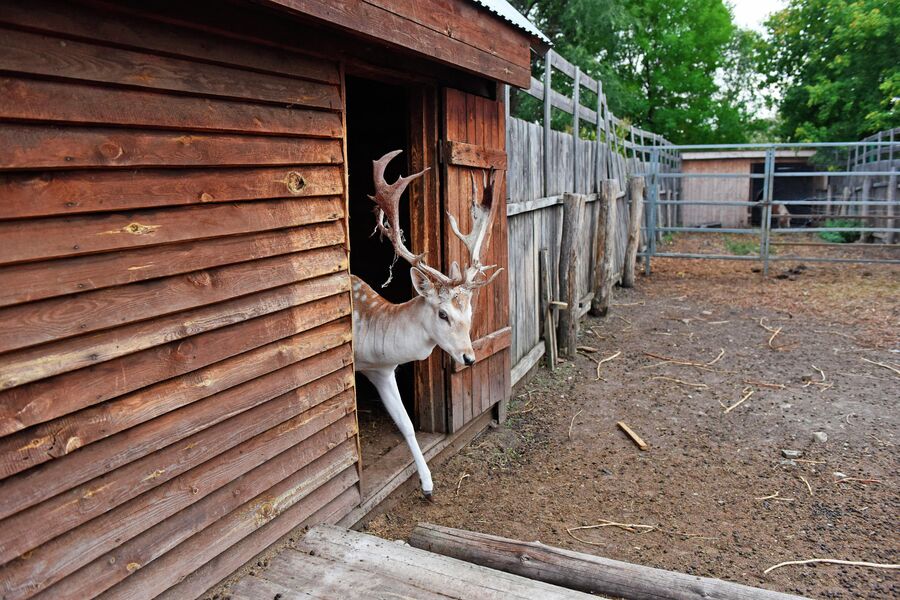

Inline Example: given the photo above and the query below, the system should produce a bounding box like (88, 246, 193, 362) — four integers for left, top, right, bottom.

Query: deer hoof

(422, 490, 435, 502)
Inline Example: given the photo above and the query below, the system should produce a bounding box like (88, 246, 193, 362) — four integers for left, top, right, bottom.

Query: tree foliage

(511, 0, 763, 144)
(763, 0, 899, 141)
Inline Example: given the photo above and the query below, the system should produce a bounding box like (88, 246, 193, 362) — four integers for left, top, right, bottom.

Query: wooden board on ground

(229, 525, 601, 600)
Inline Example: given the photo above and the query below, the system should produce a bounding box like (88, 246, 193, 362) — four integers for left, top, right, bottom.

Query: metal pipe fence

(634, 141, 900, 274)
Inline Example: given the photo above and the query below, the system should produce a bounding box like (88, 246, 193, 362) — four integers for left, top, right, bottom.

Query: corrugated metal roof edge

(469, 0, 550, 48)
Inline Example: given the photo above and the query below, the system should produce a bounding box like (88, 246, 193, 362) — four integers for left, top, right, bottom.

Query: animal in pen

(351, 150, 502, 499)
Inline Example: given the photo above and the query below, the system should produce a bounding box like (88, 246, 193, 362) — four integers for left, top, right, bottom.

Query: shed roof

(470, 0, 550, 45)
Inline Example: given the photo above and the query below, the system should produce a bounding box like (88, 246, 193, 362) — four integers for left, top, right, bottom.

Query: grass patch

(818, 219, 862, 243)
(723, 237, 760, 256)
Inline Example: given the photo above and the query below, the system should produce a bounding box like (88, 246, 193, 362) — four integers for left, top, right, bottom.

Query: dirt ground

(365, 242, 899, 599)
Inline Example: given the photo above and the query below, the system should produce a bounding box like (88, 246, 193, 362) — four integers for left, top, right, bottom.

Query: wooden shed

(0, 1, 545, 598)
(681, 150, 820, 227)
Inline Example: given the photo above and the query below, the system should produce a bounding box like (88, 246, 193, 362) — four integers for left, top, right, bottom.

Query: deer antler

(369, 150, 450, 285)
(447, 169, 503, 289)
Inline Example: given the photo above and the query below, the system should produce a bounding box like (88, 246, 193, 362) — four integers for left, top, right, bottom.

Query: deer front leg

(361, 368, 434, 499)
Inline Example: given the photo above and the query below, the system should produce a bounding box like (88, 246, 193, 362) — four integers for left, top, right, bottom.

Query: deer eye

(438, 309, 449, 322)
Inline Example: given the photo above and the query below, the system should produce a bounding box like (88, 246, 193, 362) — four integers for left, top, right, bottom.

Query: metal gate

(639, 139, 900, 274)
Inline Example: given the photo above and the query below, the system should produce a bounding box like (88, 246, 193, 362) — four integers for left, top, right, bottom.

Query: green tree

(511, 0, 759, 144)
(763, 0, 900, 141)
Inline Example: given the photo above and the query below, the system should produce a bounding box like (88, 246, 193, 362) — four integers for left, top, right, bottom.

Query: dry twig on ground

(755, 491, 795, 502)
(455, 472, 470, 496)
(833, 477, 883, 485)
(799, 475, 813, 496)
(650, 376, 708, 389)
(641, 351, 718, 371)
(707, 348, 725, 365)
(743, 379, 786, 389)
(720, 387, 754, 414)
(568, 409, 583, 439)
(860, 357, 900, 378)
(589, 350, 621, 381)
(764, 558, 900, 575)
(617, 421, 649, 450)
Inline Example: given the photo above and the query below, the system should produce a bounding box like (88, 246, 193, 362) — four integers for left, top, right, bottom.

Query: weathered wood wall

(505, 51, 677, 380)
(0, 2, 361, 598)
(680, 158, 752, 227)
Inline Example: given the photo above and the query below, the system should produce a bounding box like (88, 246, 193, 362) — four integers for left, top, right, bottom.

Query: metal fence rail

(634, 141, 900, 274)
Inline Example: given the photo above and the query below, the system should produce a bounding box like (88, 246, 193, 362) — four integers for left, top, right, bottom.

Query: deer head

(367, 149, 502, 366)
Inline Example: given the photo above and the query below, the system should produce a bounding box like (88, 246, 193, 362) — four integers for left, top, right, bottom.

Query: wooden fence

(505, 50, 678, 384)
(845, 128, 898, 243)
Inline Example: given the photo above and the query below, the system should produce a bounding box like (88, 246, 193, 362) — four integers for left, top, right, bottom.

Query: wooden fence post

(572, 68, 580, 193)
(543, 50, 553, 198)
(839, 186, 850, 217)
(539, 248, 557, 370)
(622, 176, 645, 288)
(888, 169, 897, 244)
(590, 180, 618, 316)
(557, 193, 585, 357)
(860, 177, 873, 243)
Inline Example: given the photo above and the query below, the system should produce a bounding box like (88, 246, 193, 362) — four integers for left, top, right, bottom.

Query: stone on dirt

(781, 449, 803, 459)
(812, 431, 828, 443)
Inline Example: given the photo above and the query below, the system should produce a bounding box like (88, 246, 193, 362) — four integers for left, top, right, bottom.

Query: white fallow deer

(351, 149, 501, 499)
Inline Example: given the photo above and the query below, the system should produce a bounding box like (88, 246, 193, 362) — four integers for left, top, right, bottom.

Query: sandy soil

(365, 248, 899, 599)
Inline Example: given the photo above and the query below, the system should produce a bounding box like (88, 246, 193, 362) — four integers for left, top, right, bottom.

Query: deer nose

(463, 354, 475, 366)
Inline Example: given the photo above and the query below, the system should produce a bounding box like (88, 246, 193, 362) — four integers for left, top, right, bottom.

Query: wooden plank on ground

(0, 166, 345, 219)
(409, 523, 808, 600)
(0, 125, 343, 170)
(0, 195, 344, 265)
(0, 291, 350, 437)
(0, 77, 342, 137)
(0, 387, 356, 599)
(234, 548, 455, 600)
(0, 270, 349, 391)
(294, 526, 596, 599)
(0, 222, 345, 308)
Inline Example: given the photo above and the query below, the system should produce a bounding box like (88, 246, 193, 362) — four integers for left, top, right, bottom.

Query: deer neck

(353, 292, 438, 371)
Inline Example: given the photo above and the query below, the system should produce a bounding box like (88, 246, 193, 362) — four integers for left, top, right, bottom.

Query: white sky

(729, 0, 786, 32)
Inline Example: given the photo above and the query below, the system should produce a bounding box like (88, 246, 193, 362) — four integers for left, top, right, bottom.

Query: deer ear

(410, 267, 436, 298)
(449, 261, 462, 282)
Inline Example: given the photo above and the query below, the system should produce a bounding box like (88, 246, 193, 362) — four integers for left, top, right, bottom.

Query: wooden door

(443, 88, 511, 432)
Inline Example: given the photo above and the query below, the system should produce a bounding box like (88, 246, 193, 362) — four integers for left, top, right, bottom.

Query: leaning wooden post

(888, 168, 897, 244)
(410, 523, 809, 600)
(590, 180, 618, 316)
(557, 193, 585, 358)
(538, 248, 557, 370)
(622, 176, 645, 288)
(860, 176, 873, 243)
(839, 185, 851, 217)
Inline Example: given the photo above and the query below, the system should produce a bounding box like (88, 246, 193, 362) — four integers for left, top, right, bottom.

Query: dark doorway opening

(346, 75, 421, 485)
(750, 161, 816, 227)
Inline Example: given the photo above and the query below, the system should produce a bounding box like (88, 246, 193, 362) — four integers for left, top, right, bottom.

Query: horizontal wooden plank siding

(0, 3, 360, 600)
